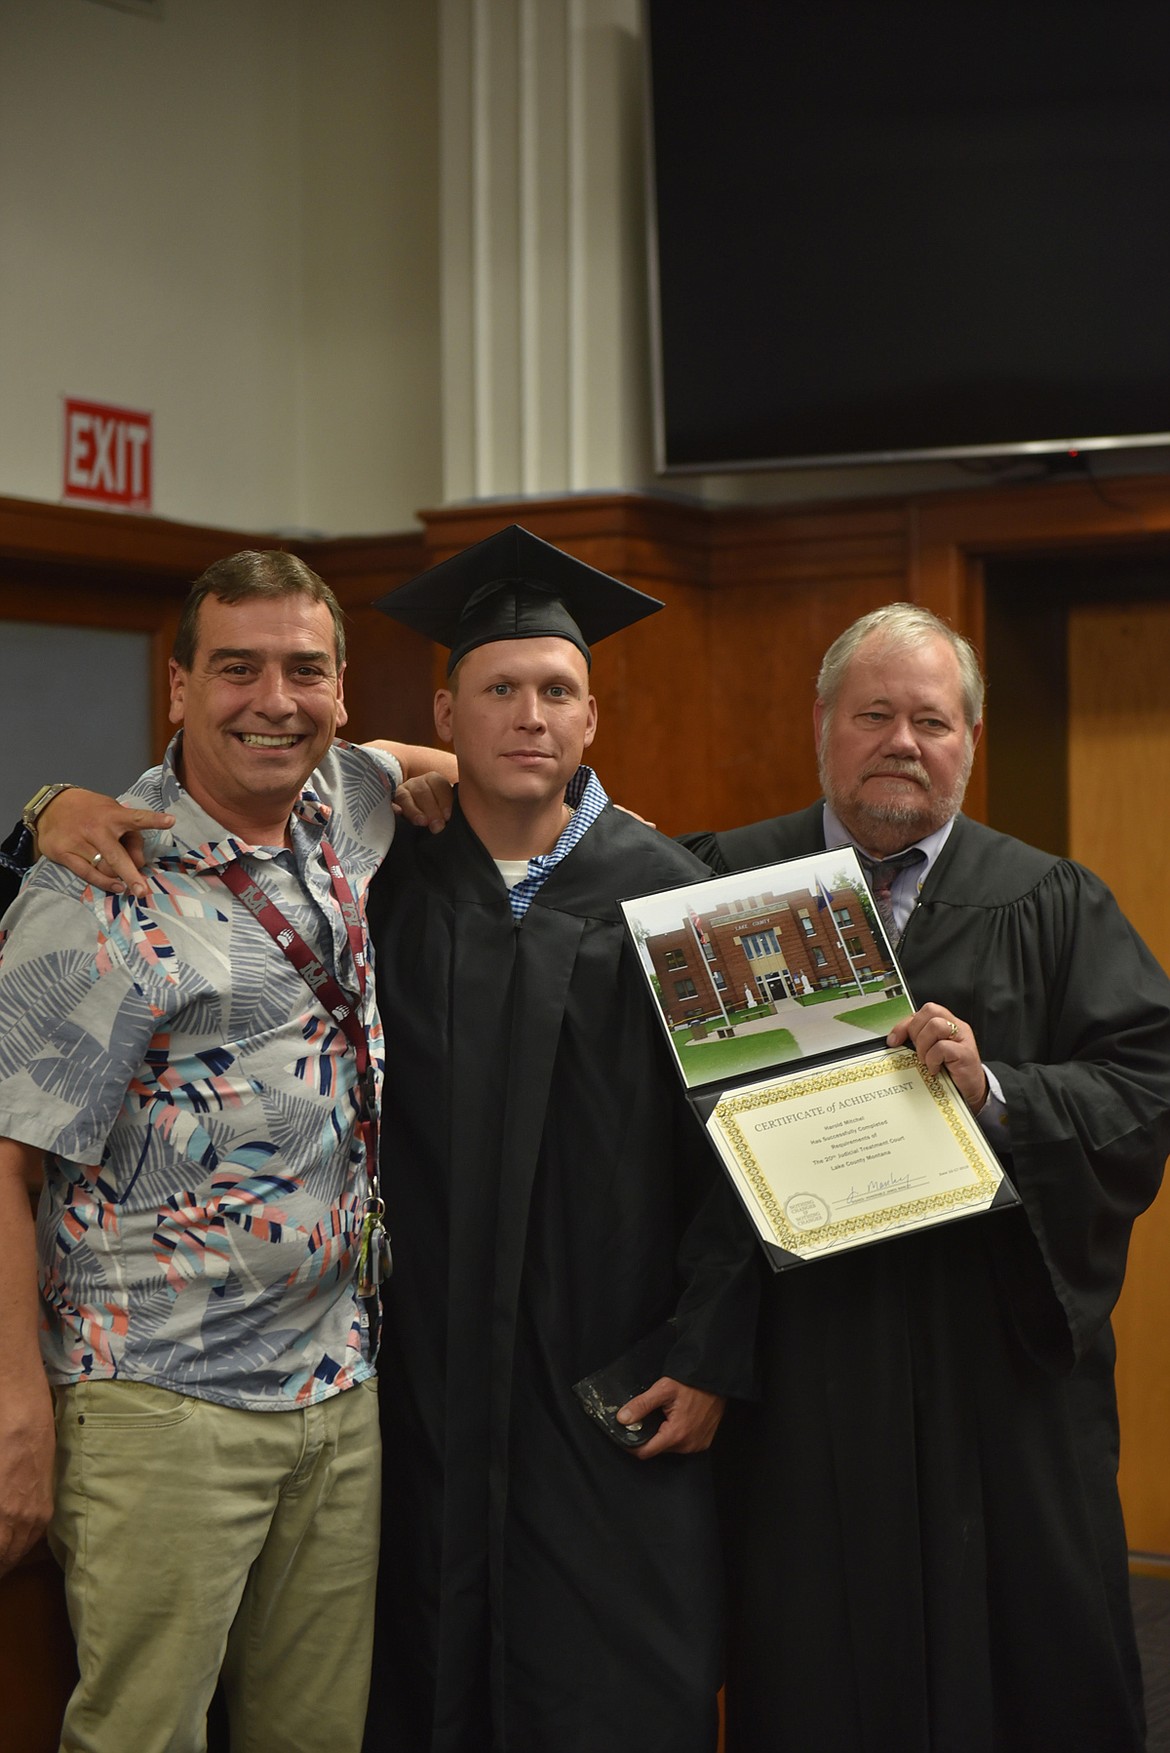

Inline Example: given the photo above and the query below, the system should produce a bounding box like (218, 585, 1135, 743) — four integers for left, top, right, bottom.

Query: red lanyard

(216, 838, 377, 1168)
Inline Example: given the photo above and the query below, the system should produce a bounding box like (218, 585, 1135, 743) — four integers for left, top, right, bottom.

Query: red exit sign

(63, 398, 153, 511)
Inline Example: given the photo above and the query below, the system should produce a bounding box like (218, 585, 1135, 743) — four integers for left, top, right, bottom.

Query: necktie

(859, 847, 927, 942)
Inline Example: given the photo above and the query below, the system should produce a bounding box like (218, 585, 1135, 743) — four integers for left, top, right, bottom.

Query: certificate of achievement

(620, 846, 1016, 1269)
(706, 1045, 1009, 1262)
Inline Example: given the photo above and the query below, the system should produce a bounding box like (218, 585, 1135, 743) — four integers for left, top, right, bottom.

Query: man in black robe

(365, 528, 757, 1753)
(679, 603, 1170, 1753)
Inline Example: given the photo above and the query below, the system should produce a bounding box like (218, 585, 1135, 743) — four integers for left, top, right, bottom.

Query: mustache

(861, 760, 931, 790)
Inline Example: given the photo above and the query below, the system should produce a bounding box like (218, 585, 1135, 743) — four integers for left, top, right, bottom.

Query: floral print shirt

(0, 736, 399, 1410)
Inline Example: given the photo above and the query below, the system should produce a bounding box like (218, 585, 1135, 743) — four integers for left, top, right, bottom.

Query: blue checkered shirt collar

(505, 766, 608, 921)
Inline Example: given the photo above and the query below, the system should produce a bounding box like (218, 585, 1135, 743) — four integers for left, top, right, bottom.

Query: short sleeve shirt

(0, 736, 399, 1410)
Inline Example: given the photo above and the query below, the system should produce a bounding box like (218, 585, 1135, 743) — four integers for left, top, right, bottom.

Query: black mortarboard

(373, 524, 664, 673)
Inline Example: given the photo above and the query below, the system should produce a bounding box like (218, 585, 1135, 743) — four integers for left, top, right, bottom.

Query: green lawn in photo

(834, 995, 914, 1034)
(796, 979, 890, 1006)
(674, 1027, 801, 1088)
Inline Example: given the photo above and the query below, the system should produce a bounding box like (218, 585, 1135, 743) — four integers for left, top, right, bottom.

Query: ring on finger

(947, 1019, 959, 1039)
(92, 851, 104, 869)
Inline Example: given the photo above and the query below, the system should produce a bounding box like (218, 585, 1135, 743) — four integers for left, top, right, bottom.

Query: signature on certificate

(843, 1172, 913, 1206)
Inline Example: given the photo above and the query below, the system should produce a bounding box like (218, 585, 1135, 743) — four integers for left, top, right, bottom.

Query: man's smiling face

(168, 592, 347, 842)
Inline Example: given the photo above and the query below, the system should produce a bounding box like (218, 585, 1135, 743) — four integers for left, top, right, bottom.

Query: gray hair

(816, 603, 985, 729)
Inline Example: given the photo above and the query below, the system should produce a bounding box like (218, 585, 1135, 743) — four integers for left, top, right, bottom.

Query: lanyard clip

(357, 1179, 392, 1296)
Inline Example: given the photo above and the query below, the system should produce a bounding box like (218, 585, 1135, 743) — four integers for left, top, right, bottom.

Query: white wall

(298, 0, 441, 534)
(9, 0, 1124, 541)
(0, 0, 442, 534)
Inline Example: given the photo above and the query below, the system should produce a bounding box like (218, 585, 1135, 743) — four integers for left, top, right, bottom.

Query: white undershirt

(494, 859, 530, 891)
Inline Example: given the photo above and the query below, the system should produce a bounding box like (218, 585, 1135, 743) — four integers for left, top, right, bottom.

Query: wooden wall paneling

(702, 570, 904, 827)
(911, 473, 1170, 567)
(910, 484, 1170, 1557)
(700, 502, 911, 832)
(0, 495, 273, 580)
(416, 491, 712, 561)
(908, 473, 1170, 610)
(302, 531, 436, 748)
(980, 566, 1069, 857)
(711, 501, 910, 589)
(566, 508, 716, 833)
(585, 572, 713, 833)
(1066, 600, 1170, 1554)
(908, 472, 1170, 823)
(336, 617, 444, 750)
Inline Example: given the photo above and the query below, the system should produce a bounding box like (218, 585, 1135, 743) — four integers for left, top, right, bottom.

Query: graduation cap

(373, 524, 664, 673)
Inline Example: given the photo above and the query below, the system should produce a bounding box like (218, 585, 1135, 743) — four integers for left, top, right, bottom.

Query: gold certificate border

(711, 1048, 1002, 1256)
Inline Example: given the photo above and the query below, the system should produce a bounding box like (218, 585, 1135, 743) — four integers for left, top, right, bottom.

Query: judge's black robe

(365, 799, 758, 1753)
(679, 804, 1170, 1753)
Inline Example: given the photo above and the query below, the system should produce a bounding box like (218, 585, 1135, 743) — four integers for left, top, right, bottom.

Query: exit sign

(63, 398, 153, 511)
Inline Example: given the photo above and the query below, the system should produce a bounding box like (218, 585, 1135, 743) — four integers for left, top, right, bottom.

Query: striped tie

(859, 847, 927, 943)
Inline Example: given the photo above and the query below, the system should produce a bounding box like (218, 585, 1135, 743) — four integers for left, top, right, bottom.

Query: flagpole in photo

(817, 878, 865, 997)
(687, 905, 733, 1029)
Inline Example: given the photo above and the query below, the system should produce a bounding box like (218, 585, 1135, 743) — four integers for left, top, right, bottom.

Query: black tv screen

(645, 1, 1170, 473)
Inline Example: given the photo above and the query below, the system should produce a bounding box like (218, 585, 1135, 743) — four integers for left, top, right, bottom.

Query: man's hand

(393, 773, 454, 833)
(361, 740, 457, 833)
(887, 1002, 989, 1111)
(36, 788, 174, 901)
(615, 1378, 726, 1460)
(0, 1381, 55, 1578)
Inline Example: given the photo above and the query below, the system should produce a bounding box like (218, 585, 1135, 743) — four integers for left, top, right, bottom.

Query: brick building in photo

(645, 884, 890, 1031)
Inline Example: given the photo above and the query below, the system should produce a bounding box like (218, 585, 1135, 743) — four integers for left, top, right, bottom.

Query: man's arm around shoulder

(363, 741, 458, 832)
(0, 1139, 54, 1577)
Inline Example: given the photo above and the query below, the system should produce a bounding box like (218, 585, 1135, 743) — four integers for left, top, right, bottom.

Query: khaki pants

(49, 1376, 381, 1753)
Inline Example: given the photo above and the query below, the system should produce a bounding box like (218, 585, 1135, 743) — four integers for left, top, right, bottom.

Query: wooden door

(1067, 600, 1170, 1556)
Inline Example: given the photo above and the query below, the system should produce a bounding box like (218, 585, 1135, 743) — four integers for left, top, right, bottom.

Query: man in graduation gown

(365, 528, 758, 1753)
(679, 603, 1170, 1753)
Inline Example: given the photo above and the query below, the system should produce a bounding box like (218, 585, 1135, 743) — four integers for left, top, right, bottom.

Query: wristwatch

(21, 782, 76, 836)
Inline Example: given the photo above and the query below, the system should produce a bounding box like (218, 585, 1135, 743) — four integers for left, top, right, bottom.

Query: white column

(439, 0, 651, 504)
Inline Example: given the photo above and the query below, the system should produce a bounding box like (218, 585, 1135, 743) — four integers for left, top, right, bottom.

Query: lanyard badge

(217, 840, 392, 1315)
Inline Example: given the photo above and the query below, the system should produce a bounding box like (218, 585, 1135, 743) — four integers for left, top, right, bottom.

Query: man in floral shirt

(0, 551, 436, 1753)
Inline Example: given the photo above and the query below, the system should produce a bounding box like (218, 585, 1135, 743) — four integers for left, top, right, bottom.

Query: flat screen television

(644, 0, 1170, 474)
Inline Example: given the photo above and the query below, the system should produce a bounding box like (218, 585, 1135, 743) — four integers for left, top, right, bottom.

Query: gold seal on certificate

(708, 1046, 1007, 1261)
(620, 847, 1016, 1269)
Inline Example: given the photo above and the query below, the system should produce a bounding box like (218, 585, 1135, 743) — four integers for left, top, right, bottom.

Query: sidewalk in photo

(708, 993, 893, 1059)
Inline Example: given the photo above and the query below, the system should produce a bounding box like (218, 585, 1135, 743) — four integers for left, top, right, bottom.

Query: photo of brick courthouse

(646, 882, 891, 1031)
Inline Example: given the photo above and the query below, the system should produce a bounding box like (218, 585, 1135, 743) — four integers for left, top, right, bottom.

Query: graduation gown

(679, 805, 1170, 1753)
(366, 799, 758, 1753)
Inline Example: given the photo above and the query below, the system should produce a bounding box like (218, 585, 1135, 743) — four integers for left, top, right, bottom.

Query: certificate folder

(620, 847, 1017, 1271)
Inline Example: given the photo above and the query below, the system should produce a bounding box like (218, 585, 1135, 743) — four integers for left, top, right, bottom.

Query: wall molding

(4, 474, 1170, 825)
